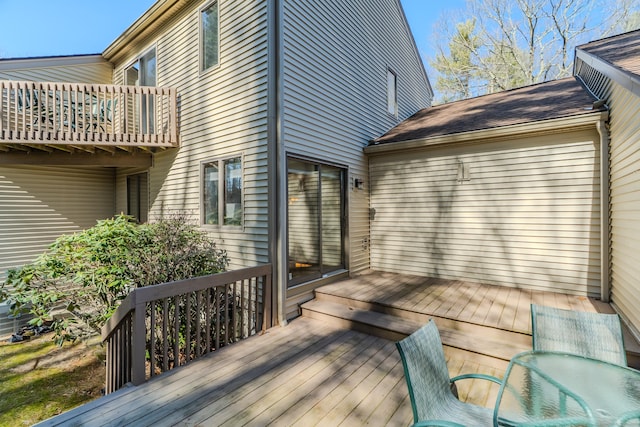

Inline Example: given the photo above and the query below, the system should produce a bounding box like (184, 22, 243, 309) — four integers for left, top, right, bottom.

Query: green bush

(1, 214, 228, 344)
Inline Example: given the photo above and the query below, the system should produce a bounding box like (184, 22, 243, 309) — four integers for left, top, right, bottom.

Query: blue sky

(0, 0, 463, 67)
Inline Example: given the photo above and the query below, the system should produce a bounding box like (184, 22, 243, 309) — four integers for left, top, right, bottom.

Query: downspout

(596, 119, 611, 302)
(267, 0, 287, 326)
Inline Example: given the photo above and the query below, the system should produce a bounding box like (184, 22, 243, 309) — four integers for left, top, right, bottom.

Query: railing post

(263, 272, 272, 330)
(169, 88, 178, 144)
(131, 299, 147, 386)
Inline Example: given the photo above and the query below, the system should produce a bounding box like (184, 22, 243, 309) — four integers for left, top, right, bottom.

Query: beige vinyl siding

(282, 0, 431, 286)
(576, 57, 640, 337)
(606, 82, 640, 336)
(110, 0, 269, 270)
(0, 55, 112, 84)
(369, 131, 602, 296)
(0, 165, 115, 281)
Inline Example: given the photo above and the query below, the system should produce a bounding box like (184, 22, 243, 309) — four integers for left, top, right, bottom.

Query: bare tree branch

(429, 0, 629, 102)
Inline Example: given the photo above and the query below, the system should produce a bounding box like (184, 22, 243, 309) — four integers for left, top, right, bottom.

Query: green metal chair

(396, 320, 503, 427)
(531, 304, 627, 366)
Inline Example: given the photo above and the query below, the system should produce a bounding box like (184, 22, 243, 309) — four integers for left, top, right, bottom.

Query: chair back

(396, 320, 454, 423)
(531, 304, 627, 366)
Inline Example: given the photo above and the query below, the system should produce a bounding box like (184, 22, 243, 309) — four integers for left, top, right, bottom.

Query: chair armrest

(412, 421, 466, 427)
(451, 373, 502, 385)
(615, 409, 640, 426)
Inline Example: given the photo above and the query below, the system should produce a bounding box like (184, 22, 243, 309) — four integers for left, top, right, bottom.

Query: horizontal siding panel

(0, 165, 115, 281)
(0, 58, 113, 84)
(608, 81, 640, 334)
(115, 0, 271, 269)
(370, 133, 601, 296)
(283, 0, 431, 282)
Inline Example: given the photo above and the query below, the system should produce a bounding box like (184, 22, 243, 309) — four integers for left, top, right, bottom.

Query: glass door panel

(288, 159, 320, 282)
(321, 165, 344, 271)
(287, 158, 344, 287)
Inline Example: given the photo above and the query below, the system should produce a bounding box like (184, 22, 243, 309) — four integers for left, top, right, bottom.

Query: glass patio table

(494, 351, 640, 426)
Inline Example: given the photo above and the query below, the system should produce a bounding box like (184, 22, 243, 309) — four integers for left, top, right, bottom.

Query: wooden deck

(37, 271, 637, 426)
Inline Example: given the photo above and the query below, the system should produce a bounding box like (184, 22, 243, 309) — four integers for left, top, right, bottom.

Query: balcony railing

(0, 80, 178, 148)
(101, 264, 273, 394)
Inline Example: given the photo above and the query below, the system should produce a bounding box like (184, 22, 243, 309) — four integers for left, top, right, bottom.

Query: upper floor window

(201, 1, 220, 72)
(387, 69, 398, 117)
(126, 48, 156, 87)
(125, 47, 157, 133)
(202, 156, 243, 227)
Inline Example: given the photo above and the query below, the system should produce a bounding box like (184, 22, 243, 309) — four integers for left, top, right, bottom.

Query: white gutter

(365, 111, 608, 155)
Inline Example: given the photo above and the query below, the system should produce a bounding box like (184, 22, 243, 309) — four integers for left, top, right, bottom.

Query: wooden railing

(0, 80, 178, 147)
(101, 264, 272, 394)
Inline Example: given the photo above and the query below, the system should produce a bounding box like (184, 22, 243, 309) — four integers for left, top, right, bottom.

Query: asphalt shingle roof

(577, 29, 640, 79)
(373, 77, 603, 145)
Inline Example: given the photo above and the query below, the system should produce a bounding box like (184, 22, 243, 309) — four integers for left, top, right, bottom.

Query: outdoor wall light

(354, 178, 364, 189)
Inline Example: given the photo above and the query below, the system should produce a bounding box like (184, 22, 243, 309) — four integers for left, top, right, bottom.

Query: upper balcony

(0, 80, 178, 166)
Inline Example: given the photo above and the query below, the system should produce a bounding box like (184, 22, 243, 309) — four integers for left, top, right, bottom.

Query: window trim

(387, 68, 398, 117)
(201, 154, 244, 229)
(199, 0, 221, 75)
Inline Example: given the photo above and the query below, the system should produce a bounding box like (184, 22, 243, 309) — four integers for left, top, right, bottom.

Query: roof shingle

(577, 29, 640, 79)
(373, 77, 603, 145)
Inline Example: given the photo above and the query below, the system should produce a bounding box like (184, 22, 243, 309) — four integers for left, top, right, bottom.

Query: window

(202, 156, 242, 226)
(125, 47, 156, 133)
(201, 1, 220, 72)
(387, 69, 398, 116)
(125, 48, 156, 87)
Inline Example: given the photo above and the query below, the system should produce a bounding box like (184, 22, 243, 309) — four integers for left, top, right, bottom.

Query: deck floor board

(38, 271, 621, 427)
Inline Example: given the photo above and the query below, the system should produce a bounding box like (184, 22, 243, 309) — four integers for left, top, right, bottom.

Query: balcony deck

(36, 272, 638, 426)
(0, 80, 178, 166)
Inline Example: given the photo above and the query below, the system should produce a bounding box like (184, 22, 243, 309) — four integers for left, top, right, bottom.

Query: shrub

(1, 214, 228, 344)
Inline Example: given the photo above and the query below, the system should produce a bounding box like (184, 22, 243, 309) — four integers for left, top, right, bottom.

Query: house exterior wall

(280, 0, 432, 316)
(607, 83, 640, 337)
(0, 56, 117, 281)
(0, 56, 117, 335)
(109, 0, 270, 270)
(0, 55, 112, 83)
(576, 57, 640, 337)
(369, 130, 602, 296)
(0, 165, 115, 281)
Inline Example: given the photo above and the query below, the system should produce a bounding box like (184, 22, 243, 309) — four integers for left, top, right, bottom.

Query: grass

(0, 333, 104, 426)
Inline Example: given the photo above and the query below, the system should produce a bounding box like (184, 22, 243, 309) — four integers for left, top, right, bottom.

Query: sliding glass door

(287, 158, 345, 287)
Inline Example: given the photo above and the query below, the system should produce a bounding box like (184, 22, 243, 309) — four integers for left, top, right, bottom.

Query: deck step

(301, 299, 422, 342)
(300, 299, 530, 363)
